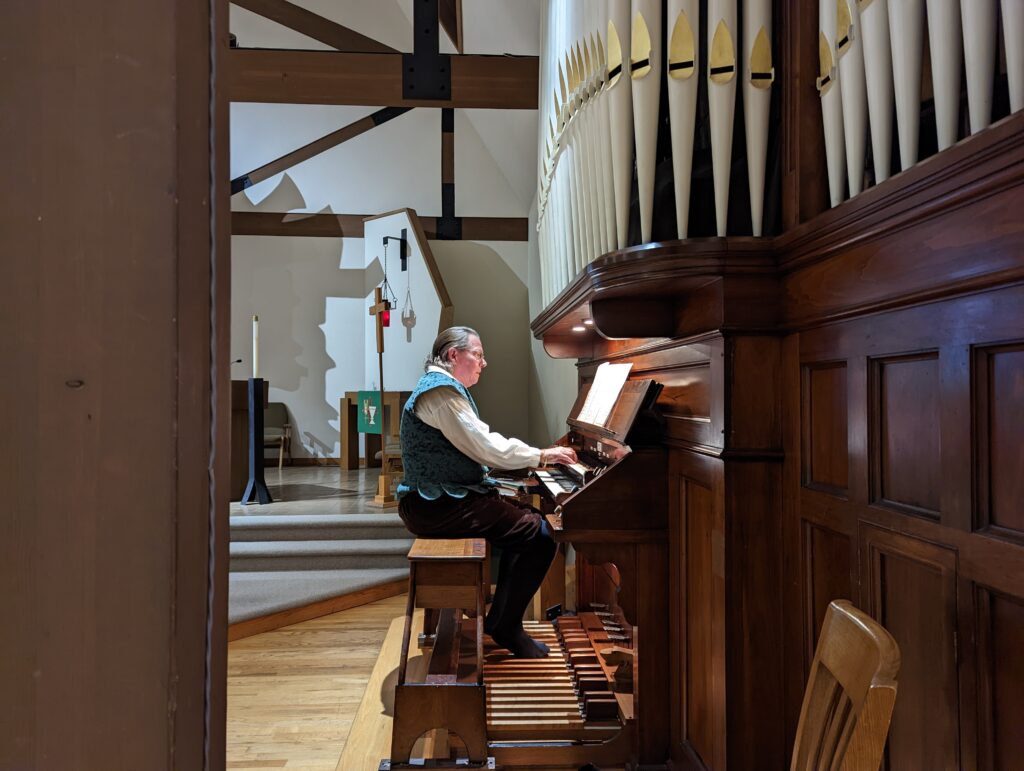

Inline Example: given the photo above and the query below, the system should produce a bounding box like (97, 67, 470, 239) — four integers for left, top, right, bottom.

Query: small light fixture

(583, 319, 594, 326)
(571, 325, 586, 333)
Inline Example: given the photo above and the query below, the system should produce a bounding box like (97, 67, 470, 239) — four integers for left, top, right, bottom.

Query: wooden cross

(368, 286, 398, 507)
(369, 286, 391, 356)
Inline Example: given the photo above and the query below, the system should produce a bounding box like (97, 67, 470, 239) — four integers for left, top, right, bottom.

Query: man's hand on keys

(541, 446, 578, 466)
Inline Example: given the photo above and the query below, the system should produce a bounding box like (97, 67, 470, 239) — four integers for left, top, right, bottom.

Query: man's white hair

(426, 326, 479, 372)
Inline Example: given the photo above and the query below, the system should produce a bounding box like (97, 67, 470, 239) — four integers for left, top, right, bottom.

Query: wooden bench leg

(420, 607, 441, 648)
(390, 684, 487, 764)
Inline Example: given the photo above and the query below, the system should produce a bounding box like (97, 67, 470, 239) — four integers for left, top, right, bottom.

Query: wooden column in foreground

(0, 0, 229, 768)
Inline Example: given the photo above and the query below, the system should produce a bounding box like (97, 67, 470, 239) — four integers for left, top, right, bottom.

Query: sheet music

(576, 362, 632, 427)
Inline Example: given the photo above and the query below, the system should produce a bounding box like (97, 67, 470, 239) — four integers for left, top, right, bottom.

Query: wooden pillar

(779, 0, 829, 228)
(1, 0, 228, 769)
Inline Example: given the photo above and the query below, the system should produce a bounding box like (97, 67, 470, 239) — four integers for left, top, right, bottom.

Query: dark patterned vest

(398, 370, 488, 499)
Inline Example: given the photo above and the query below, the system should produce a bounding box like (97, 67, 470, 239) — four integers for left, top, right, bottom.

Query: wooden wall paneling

(655, 361, 715, 449)
(797, 287, 1024, 362)
(974, 342, 1024, 543)
(779, 112, 1024, 328)
(781, 333, 808, 751)
(956, 575, 981, 771)
(781, 180, 1024, 329)
(635, 540, 671, 762)
(800, 482, 1024, 605)
(869, 352, 942, 520)
(683, 474, 723, 770)
(669, 473, 687, 761)
(860, 525, 961, 770)
(801, 521, 854, 666)
(941, 345, 974, 533)
(847, 356, 870, 506)
(974, 587, 1024, 771)
(800, 361, 849, 495)
(723, 460, 787, 770)
(661, 361, 712, 414)
(725, 336, 783, 454)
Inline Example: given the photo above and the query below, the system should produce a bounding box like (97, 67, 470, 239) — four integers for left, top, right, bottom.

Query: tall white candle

(252, 314, 259, 379)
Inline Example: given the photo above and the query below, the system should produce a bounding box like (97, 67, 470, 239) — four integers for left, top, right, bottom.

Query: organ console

(500, 372, 672, 766)
(390, 372, 671, 768)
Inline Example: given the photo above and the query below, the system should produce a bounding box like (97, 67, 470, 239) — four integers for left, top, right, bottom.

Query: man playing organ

(397, 326, 578, 659)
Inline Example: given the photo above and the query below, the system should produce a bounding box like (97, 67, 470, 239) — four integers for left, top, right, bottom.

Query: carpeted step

(228, 568, 409, 625)
(230, 513, 410, 542)
(230, 538, 415, 572)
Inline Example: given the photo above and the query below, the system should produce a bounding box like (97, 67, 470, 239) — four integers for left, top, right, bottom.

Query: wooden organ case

(533, 247, 786, 771)
(530, 373, 672, 767)
(531, 112, 1024, 770)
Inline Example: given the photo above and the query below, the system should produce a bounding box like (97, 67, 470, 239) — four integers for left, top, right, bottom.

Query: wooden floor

(226, 593, 408, 770)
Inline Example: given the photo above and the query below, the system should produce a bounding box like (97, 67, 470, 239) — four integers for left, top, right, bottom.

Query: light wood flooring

(226, 593, 407, 770)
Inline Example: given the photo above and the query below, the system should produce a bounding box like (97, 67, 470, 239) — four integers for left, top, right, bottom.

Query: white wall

(525, 201, 578, 446)
(431, 240, 532, 440)
(231, 222, 540, 457)
(231, 235, 375, 458)
(362, 211, 443, 392)
(228, 1, 572, 458)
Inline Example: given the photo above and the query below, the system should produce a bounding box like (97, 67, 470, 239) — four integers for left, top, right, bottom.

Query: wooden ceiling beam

(232, 212, 529, 241)
(438, 0, 464, 54)
(231, 106, 411, 194)
(227, 49, 538, 108)
(231, 0, 397, 53)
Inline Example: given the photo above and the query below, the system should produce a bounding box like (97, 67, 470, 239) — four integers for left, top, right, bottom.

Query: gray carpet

(229, 569, 408, 624)
(228, 511, 413, 625)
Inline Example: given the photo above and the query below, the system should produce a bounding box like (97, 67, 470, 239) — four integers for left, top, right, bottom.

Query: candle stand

(241, 377, 273, 505)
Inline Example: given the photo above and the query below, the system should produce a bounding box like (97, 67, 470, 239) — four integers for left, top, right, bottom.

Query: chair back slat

(791, 600, 901, 771)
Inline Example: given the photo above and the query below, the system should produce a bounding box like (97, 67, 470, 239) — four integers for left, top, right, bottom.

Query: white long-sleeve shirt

(414, 366, 542, 470)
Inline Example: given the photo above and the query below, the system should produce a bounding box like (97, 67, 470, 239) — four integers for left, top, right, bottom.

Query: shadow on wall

(431, 241, 530, 441)
(528, 334, 578, 447)
(232, 234, 385, 460)
(297, 250, 386, 459)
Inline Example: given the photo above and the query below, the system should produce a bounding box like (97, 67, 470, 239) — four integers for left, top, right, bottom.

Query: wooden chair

(791, 600, 901, 771)
(263, 402, 292, 470)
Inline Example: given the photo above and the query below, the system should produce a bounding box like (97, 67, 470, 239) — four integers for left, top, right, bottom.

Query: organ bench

(385, 536, 636, 769)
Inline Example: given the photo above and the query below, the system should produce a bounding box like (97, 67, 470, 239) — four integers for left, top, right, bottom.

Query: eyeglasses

(461, 348, 486, 363)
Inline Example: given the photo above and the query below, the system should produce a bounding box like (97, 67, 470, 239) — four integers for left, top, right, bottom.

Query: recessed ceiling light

(571, 325, 586, 333)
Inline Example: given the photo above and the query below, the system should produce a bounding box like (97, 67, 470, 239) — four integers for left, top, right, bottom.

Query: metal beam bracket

(403, 53, 451, 100)
(403, 0, 451, 100)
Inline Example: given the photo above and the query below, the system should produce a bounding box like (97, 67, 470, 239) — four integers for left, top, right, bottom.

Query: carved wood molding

(776, 111, 1024, 272)
(533, 112, 1024, 343)
(530, 239, 776, 339)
